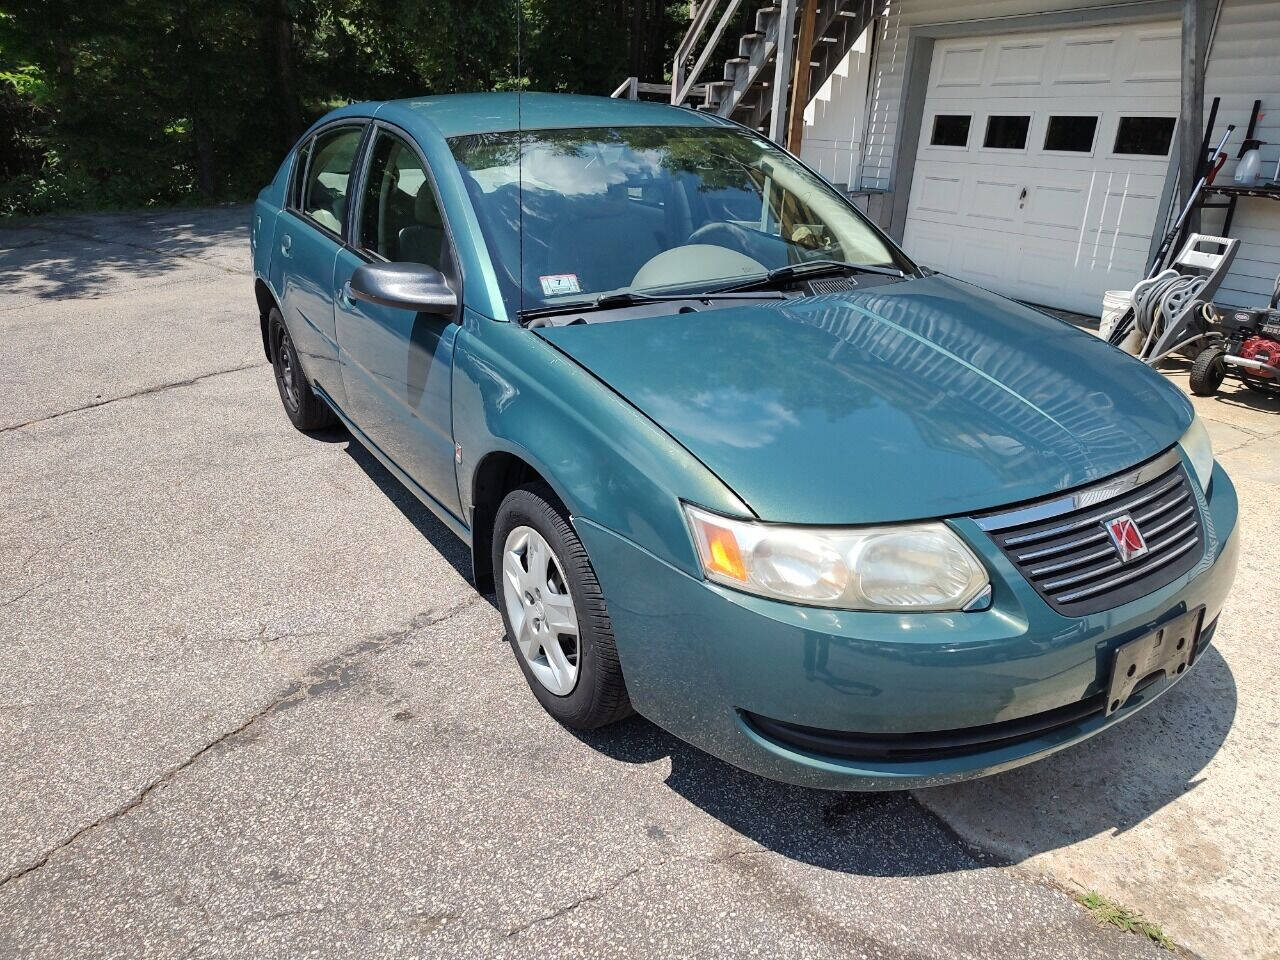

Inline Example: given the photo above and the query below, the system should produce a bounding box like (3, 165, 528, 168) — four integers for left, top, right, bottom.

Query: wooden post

(1179, 0, 1204, 233)
(786, 0, 819, 153)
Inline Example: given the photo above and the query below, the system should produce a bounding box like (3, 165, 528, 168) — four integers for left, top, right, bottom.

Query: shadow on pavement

(570, 644, 1236, 878)
(0, 207, 250, 302)
(343, 437, 474, 584)
(574, 714, 994, 877)
(1204, 381, 1280, 415)
(915, 644, 1236, 849)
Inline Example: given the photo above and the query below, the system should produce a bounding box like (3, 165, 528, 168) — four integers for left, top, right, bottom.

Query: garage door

(902, 22, 1181, 315)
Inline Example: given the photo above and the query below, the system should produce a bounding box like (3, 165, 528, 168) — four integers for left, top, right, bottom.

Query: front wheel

(492, 484, 632, 729)
(1189, 347, 1227, 396)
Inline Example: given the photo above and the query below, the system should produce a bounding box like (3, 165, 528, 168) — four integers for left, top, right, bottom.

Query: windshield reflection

(449, 126, 907, 316)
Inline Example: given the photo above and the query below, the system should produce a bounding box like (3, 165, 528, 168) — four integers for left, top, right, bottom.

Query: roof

(375, 92, 730, 138)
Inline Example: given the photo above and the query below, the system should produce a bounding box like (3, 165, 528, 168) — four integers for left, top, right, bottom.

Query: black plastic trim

(742, 683, 1160, 761)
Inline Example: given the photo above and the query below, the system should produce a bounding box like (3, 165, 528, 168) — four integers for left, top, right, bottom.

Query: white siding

(800, 0, 1280, 309)
(859, 0, 1125, 190)
(800, 24, 875, 187)
(1199, 0, 1280, 306)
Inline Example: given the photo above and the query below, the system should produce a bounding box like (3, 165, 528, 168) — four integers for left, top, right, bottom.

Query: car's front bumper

(576, 462, 1238, 791)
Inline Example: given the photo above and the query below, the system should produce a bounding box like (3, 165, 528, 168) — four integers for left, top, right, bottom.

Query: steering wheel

(687, 221, 754, 256)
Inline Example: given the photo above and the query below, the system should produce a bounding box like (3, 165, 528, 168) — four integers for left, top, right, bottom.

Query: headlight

(683, 505, 990, 611)
(1179, 415, 1213, 492)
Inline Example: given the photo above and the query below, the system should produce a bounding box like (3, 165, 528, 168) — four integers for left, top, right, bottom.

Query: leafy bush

(0, 0, 685, 218)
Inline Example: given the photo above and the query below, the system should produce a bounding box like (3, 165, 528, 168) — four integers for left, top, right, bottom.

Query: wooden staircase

(693, 0, 880, 135)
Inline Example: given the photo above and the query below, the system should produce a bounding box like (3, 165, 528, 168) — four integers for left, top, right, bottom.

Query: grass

(1077, 890, 1175, 950)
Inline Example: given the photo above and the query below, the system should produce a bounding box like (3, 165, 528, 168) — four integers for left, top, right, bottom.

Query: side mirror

(347, 262, 457, 315)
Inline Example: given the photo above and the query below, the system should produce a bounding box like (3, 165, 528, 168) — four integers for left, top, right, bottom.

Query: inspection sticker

(539, 274, 581, 296)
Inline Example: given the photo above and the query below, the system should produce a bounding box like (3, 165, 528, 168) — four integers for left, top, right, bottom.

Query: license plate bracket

(1105, 606, 1204, 715)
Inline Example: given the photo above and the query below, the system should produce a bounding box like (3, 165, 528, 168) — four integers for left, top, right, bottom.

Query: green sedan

(250, 93, 1237, 790)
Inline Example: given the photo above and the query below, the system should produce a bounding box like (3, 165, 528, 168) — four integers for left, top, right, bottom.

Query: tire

(269, 307, 336, 431)
(1241, 373, 1280, 397)
(1189, 347, 1227, 396)
(492, 484, 632, 729)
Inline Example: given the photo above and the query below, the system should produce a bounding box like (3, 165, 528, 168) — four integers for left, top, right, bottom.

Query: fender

(451, 308, 750, 578)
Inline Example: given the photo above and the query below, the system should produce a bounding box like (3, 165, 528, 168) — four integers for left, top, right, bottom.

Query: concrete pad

(917, 372, 1280, 960)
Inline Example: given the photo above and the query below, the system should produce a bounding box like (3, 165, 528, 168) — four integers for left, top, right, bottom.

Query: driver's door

(335, 126, 462, 519)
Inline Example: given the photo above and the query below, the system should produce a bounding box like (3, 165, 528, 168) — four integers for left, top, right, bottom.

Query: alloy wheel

(501, 525, 580, 696)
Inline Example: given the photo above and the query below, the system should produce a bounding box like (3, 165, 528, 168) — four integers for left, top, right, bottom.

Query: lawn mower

(1189, 273, 1280, 397)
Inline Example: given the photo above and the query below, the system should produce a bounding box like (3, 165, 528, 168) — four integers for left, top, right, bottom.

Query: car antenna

(517, 0, 524, 324)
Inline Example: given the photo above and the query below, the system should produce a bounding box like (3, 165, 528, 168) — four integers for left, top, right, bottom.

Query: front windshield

(448, 125, 910, 315)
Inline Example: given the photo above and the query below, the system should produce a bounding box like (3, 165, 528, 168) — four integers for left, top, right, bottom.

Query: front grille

(977, 450, 1204, 616)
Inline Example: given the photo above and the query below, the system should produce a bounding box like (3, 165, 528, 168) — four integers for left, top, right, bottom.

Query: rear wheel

(1189, 347, 1227, 396)
(492, 484, 632, 729)
(269, 307, 336, 431)
(1241, 372, 1280, 397)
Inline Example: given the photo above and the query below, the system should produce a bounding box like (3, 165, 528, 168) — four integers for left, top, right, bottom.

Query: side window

(358, 132, 448, 272)
(289, 137, 313, 209)
(301, 126, 364, 235)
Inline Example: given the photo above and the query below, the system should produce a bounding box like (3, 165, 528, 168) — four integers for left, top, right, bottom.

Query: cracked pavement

(0, 206, 1263, 959)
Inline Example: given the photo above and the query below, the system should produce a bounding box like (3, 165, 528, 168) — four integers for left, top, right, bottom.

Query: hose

(1109, 269, 1177, 347)
(1113, 270, 1207, 362)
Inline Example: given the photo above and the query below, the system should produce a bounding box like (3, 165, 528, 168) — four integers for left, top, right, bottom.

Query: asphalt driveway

(0, 207, 1273, 959)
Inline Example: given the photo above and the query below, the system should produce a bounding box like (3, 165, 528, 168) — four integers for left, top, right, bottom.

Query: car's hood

(538, 274, 1193, 524)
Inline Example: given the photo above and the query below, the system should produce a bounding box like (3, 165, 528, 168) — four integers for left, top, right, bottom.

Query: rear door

(334, 125, 463, 519)
(274, 122, 368, 405)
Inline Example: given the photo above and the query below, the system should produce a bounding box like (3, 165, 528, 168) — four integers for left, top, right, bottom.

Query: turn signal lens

(683, 504, 989, 611)
(701, 520, 747, 582)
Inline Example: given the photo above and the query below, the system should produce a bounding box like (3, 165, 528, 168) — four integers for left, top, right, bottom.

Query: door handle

(280, 234, 293, 257)
(1018, 186, 1028, 208)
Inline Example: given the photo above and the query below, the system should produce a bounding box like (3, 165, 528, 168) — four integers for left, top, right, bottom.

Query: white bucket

(1098, 289, 1132, 340)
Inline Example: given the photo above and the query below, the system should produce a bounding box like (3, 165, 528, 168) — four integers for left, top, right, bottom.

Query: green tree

(0, 0, 690, 216)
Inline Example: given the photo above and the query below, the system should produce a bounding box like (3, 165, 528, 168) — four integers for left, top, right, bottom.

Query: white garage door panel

(916, 175, 962, 214)
(1025, 183, 1090, 230)
(906, 228, 955, 270)
(902, 21, 1180, 315)
(993, 40, 1047, 85)
(970, 178, 1021, 221)
(936, 45, 986, 86)
(959, 240, 1007, 286)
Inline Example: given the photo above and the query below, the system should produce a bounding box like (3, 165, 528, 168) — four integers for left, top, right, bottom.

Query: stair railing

(610, 77, 640, 99)
(671, 0, 744, 106)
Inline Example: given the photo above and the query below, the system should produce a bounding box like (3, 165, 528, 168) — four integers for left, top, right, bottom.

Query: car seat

(397, 186, 445, 270)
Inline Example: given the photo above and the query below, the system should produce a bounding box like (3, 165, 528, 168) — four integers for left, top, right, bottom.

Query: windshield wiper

(518, 288, 786, 323)
(518, 291, 676, 322)
(706, 259, 904, 294)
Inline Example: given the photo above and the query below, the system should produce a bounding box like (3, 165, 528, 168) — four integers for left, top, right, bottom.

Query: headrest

(415, 185, 443, 227)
